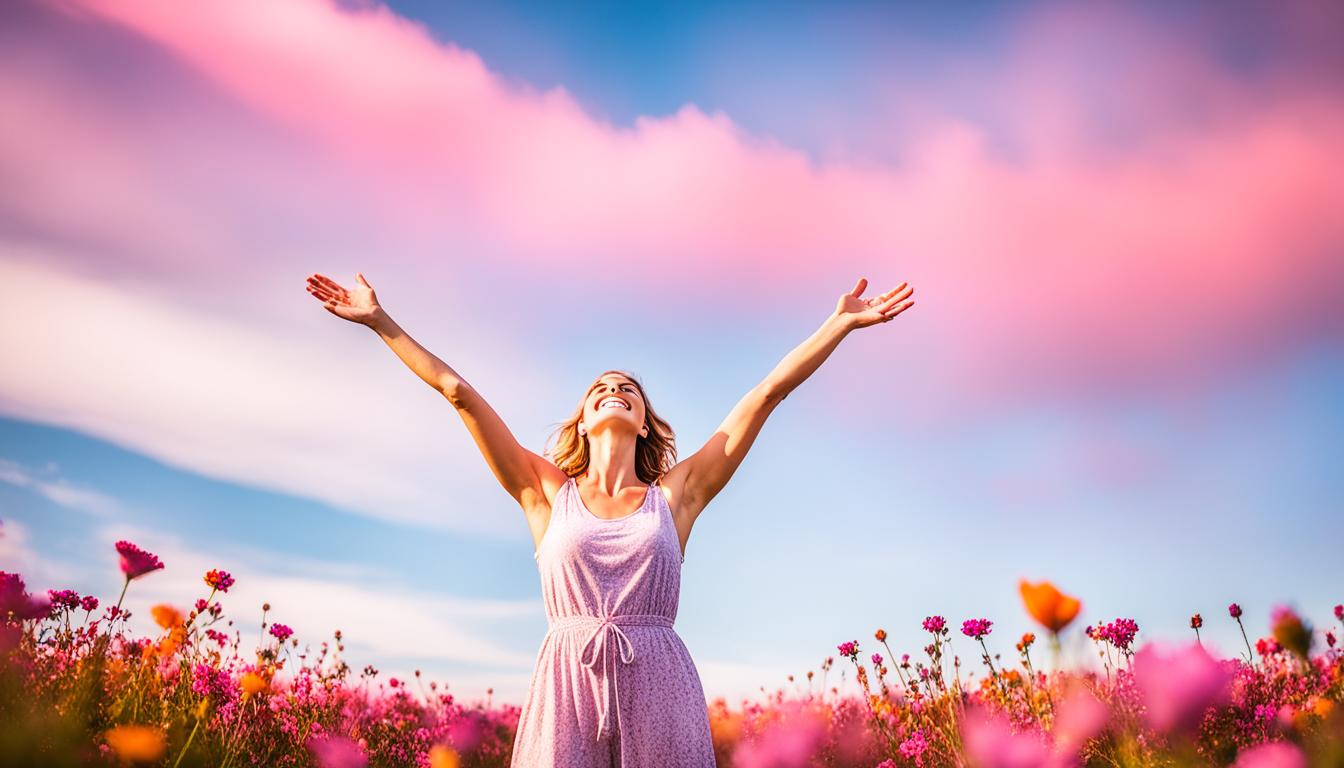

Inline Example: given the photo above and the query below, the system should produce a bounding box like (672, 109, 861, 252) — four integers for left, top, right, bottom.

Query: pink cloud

(4, 0, 1342, 423)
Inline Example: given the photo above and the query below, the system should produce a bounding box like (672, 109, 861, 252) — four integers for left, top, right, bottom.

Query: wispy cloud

(0, 457, 122, 517)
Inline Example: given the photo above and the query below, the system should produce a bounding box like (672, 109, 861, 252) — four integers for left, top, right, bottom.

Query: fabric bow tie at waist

(548, 613, 675, 742)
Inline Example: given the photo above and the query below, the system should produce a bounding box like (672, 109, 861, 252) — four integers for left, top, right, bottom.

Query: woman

(305, 272, 914, 766)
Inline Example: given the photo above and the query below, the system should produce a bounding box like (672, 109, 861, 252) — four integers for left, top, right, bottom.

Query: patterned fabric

(511, 477, 716, 766)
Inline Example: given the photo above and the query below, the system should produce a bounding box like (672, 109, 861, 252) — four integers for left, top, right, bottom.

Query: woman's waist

(545, 612, 677, 633)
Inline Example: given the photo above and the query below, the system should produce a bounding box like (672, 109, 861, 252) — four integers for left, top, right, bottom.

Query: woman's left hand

(834, 277, 914, 329)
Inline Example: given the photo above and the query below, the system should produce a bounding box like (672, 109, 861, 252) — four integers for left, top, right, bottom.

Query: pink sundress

(510, 476, 716, 766)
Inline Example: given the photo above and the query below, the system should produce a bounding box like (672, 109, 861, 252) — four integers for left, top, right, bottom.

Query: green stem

(171, 716, 202, 768)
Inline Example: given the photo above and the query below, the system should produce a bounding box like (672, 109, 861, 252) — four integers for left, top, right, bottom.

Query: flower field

(1, 541, 1341, 767)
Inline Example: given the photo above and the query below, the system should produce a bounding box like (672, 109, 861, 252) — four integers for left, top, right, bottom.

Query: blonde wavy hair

(545, 369, 677, 484)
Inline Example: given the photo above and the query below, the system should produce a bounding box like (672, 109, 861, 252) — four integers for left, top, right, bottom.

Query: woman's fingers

(307, 284, 345, 305)
(849, 277, 868, 298)
(309, 274, 349, 297)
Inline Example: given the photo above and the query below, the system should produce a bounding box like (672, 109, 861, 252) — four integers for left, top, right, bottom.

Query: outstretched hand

(305, 272, 383, 325)
(835, 277, 914, 330)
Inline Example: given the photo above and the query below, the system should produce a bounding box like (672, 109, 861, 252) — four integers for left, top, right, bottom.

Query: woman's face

(581, 375, 646, 438)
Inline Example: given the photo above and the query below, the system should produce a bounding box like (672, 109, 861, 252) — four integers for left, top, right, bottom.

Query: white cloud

(0, 458, 123, 518)
(0, 254, 556, 536)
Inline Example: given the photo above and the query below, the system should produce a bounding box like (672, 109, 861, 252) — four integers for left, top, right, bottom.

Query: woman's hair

(545, 369, 677, 484)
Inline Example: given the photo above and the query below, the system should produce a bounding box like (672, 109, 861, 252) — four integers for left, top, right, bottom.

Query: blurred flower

(307, 735, 367, 768)
(115, 541, 164, 581)
(104, 725, 168, 764)
(204, 569, 235, 592)
(922, 615, 946, 633)
(1335, 604, 1343, 621)
(1327, 631, 1336, 648)
(1229, 603, 1243, 619)
(1133, 642, 1234, 735)
(836, 640, 859, 660)
(1190, 614, 1203, 629)
(1052, 685, 1109, 755)
(1270, 605, 1312, 659)
(80, 595, 99, 612)
(874, 628, 887, 642)
(871, 653, 883, 667)
(1257, 638, 1282, 656)
(961, 707, 1050, 768)
(961, 619, 993, 640)
(733, 701, 826, 768)
(270, 623, 294, 642)
(1017, 633, 1036, 652)
(1019, 580, 1082, 634)
(428, 745, 459, 768)
(240, 671, 268, 696)
(47, 589, 81, 610)
(1233, 741, 1307, 768)
(151, 604, 183, 630)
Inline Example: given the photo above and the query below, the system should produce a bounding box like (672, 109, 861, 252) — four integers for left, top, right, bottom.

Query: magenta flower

(1233, 741, 1307, 768)
(1133, 641, 1234, 735)
(1335, 604, 1343, 621)
(270, 623, 294, 643)
(307, 735, 367, 768)
(733, 701, 825, 768)
(871, 653, 883, 667)
(80, 595, 99, 612)
(1229, 603, 1243, 619)
(1098, 618, 1139, 651)
(1052, 687, 1110, 755)
(899, 729, 929, 759)
(961, 707, 1049, 768)
(204, 569, 235, 593)
(194, 598, 209, 613)
(836, 640, 859, 660)
(961, 618, 993, 640)
(46, 589, 81, 610)
(922, 615, 946, 633)
(115, 540, 164, 581)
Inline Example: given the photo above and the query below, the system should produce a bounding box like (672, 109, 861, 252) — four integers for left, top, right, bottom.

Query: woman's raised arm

(668, 277, 914, 525)
(305, 273, 560, 512)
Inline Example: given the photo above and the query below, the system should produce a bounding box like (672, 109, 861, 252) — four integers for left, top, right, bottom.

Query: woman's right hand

(305, 272, 384, 326)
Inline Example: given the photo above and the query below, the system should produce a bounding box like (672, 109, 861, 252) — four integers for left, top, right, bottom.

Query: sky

(1, 0, 1342, 705)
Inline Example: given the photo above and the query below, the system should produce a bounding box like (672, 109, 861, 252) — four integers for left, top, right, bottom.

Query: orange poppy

(104, 725, 168, 763)
(1019, 579, 1081, 633)
(150, 604, 183, 630)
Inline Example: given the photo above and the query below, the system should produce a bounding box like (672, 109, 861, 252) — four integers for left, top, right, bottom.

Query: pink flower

(733, 701, 826, 768)
(204, 569, 235, 593)
(270, 623, 294, 642)
(1052, 686, 1109, 755)
(836, 640, 859, 660)
(1234, 742, 1307, 768)
(1133, 642, 1234, 735)
(1229, 603, 1243, 618)
(80, 595, 99, 612)
(1335, 604, 1343, 621)
(961, 618, 993, 639)
(115, 541, 164, 581)
(961, 707, 1051, 768)
(871, 653, 883, 667)
(899, 729, 929, 760)
(922, 615, 946, 633)
(307, 735, 367, 768)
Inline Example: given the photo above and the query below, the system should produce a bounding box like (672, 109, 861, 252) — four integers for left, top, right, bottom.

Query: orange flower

(240, 672, 268, 696)
(1019, 580, 1081, 633)
(429, 744, 460, 768)
(104, 725, 168, 764)
(150, 604, 183, 630)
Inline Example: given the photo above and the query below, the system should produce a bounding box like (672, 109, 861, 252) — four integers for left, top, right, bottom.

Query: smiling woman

(304, 271, 914, 767)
